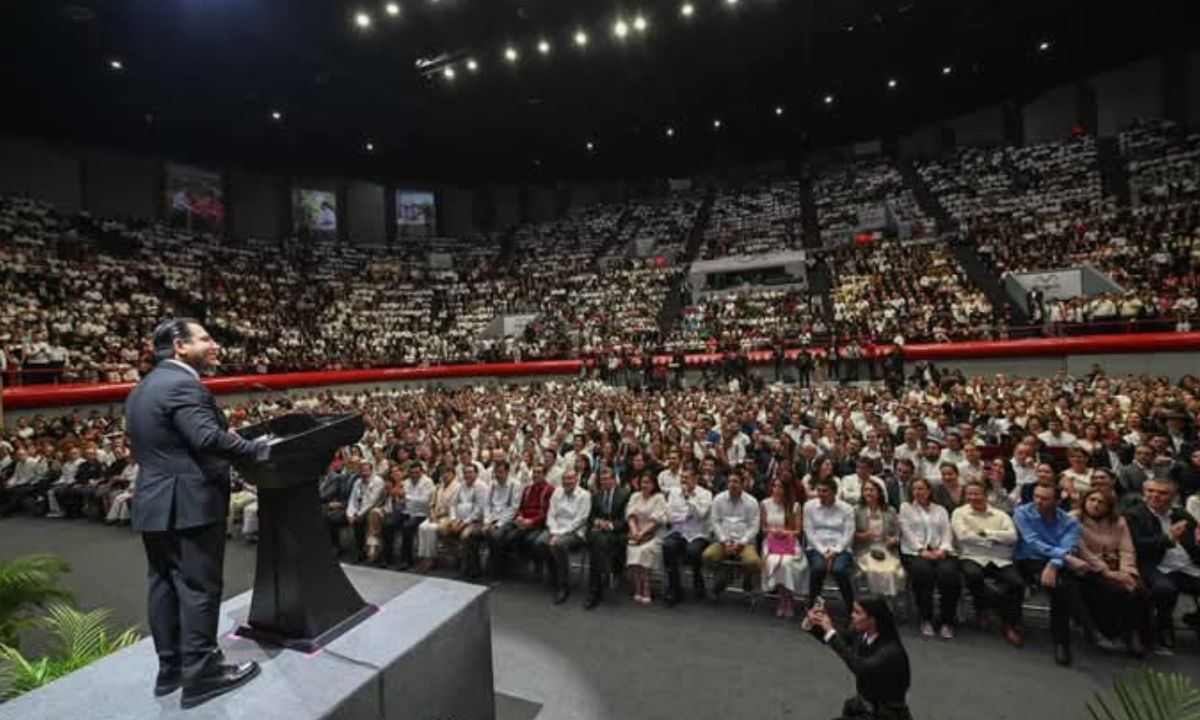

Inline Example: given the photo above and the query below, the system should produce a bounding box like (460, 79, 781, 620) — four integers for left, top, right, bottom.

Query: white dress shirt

(403, 475, 437, 517)
(803, 498, 855, 554)
(711, 490, 760, 545)
(666, 485, 713, 541)
(347, 475, 386, 518)
(899, 501, 955, 556)
(451, 480, 487, 523)
(547, 486, 592, 538)
(484, 479, 521, 526)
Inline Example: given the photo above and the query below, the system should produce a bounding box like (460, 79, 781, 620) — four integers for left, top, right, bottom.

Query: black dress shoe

(553, 588, 570, 605)
(154, 668, 182, 697)
(180, 661, 261, 709)
(583, 595, 600, 610)
(664, 590, 680, 607)
(1054, 643, 1072, 666)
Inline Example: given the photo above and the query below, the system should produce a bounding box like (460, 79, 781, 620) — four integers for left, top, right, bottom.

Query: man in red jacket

(489, 465, 554, 583)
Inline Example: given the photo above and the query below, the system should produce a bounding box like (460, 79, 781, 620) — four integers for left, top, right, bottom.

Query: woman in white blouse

(760, 478, 808, 618)
(625, 471, 669, 605)
(899, 478, 962, 638)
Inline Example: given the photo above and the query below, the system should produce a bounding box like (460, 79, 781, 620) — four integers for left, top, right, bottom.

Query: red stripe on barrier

(4, 333, 1199, 410)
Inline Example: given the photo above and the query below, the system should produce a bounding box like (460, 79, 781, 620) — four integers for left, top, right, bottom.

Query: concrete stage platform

(0, 565, 496, 720)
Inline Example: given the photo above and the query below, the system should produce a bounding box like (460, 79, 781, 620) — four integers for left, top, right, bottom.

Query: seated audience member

(625, 471, 668, 605)
(1059, 447, 1095, 505)
(854, 479, 904, 599)
(1014, 479, 1084, 665)
(1174, 449, 1200, 506)
(952, 481, 1024, 647)
(703, 473, 762, 596)
(957, 444, 985, 485)
(931, 463, 965, 512)
(984, 458, 1015, 514)
(662, 467, 713, 605)
(760, 477, 808, 618)
(320, 459, 356, 552)
(105, 457, 139, 525)
(804, 595, 914, 720)
(471, 460, 521, 581)
(899, 478, 962, 639)
(493, 465, 554, 581)
(1125, 477, 1200, 650)
(538, 468, 591, 604)
(365, 468, 407, 566)
(840, 458, 880, 507)
(394, 461, 435, 570)
(804, 477, 857, 614)
(585, 467, 630, 609)
(45, 446, 83, 518)
(346, 460, 386, 562)
(227, 475, 257, 537)
(416, 466, 460, 572)
(1118, 445, 1156, 499)
(1067, 488, 1152, 655)
(803, 456, 838, 500)
(449, 463, 488, 577)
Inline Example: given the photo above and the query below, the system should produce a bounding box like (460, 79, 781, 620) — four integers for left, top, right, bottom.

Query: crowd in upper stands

(4, 363, 1199, 666)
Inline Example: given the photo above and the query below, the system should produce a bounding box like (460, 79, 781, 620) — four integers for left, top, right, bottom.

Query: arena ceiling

(0, 0, 1189, 183)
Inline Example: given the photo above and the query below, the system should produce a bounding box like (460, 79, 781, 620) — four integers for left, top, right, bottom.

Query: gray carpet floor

(3, 516, 1198, 720)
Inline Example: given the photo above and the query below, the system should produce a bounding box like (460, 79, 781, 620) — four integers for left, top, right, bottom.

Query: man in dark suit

(1125, 477, 1200, 650)
(126, 319, 269, 709)
(583, 467, 630, 609)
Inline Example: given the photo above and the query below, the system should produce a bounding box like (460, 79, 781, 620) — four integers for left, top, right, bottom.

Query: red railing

(4, 331, 1200, 411)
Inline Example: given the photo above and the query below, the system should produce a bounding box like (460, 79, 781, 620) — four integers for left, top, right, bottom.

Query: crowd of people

(4, 364, 1199, 668)
(814, 160, 930, 244)
(702, 181, 802, 259)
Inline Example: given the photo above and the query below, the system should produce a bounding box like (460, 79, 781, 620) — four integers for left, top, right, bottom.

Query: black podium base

(236, 603, 379, 654)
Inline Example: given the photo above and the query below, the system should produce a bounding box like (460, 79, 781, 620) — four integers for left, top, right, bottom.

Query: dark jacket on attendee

(808, 625, 911, 711)
(1125, 501, 1200, 575)
(588, 485, 631, 539)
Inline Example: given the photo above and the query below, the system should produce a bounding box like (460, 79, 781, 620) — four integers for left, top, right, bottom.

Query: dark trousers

(587, 529, 625, 597)
(0, 482, 48, 516)
(808, 550, 856, 611)
(325, 507, 348, 552)
(1145, 567, 1200, 635)
(796, 367, 811, 388)
(383, 513, 424, 566)
(538, 533, 584, 590)
(1078, 572, 1153, 644)
(1017, 558, 1081, 646)
(903, 555, 962, 626)
(465, 522, 508, 577)
(662, 533, 707, 595)
(141, 524, 226, 681)
(491, 525, 543, 579)
(960, 560, 1025, 627)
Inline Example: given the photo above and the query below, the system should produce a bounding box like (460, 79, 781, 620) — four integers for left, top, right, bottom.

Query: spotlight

(354, 10, 372, 29)
(443, 66, 456, 80)
(270, 110, 283, 121)
(574, 30, 589, 47)
(109, 58, 123, 71)
(887, 78, 897, 89)
(365, 141, 375, 152)
(384, 2, 400, 17)
(680, 3, 695, 18)
(633, 15, 647, 33)
(666, 127, 675, 138)
(1038, 40, 1051, 52)
(613, 19, 629, 39)
(504, 46, 519, 63)
(942, 65, 952, 75)
(466, 58, 479, 72)
(725, 0, 738, 5)
(823, 94, 834, 105)
(538, 39, 551, 55)
(774, 106, 784, 116)
(712, 119, 722, 129)
(586, 141, 595, 152)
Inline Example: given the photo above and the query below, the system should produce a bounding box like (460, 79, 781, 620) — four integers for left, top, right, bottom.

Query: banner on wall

(293, 188, 338, 235)
(165, 164, 224, 234)
(1013, 269, 1084, 300)
(396, 190, 437, 239)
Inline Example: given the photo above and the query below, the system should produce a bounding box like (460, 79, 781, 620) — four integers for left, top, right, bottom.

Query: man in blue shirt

(1014, 479, 1083, 666)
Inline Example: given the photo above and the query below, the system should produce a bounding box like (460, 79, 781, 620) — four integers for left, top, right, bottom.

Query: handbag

(765, 532, 795, 556)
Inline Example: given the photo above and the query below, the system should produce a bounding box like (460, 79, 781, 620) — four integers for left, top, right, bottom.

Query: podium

(235, 413, 377, 652)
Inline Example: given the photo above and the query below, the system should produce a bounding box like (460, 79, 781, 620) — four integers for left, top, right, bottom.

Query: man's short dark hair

(152, 318, 200, 363)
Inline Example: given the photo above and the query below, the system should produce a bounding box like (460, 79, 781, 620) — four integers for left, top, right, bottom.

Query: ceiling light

(109, 58, 123, 71)
(942, 65, 952, 75)
(887, 78, 897, 89)
(537, 39, 551, 55)
(574, 30, 589, 47)
(1038, 40, 1051, 52)
(504, 46, 519, 63)
(466, 58, 479, 72)
(365, 141, 375, 152)
(680, 3, 695, 18)
(443, 66, 456, 80)
(666, 127, 675, 138)
(726, 0, 739, 6)
(633, 15, 647, 33)
(384, 2, 400, 17)
(354, 10, 372, 29)
(270, 110, 283, 121)
(775, 106, 784, 116)
(613, 19, 629, 39)
(586, 141, 595, 152)
(713, 119, 722, 129)
(823, 94, 834, 105)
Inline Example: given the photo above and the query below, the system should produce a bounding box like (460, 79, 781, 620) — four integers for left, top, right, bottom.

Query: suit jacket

(589, 486, 631, 537)
(808, 626, 911, 707)
(126, 362, 263, 532)
(1125, 501, 1200, 575)
(1090, 444, 1133, 471)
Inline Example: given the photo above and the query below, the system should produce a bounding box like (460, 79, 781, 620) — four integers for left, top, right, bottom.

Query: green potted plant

(0, 554, 72, 649)
(1087, 669, 1200, 720)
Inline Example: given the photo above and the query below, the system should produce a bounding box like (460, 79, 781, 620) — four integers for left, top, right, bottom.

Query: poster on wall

(293, 188, 338, 235)
(165, 164, 225, 234)
(395, 190, 437, 239)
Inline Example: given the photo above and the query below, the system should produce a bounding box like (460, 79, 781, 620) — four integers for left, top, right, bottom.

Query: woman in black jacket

(806, 594, 914, 720)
